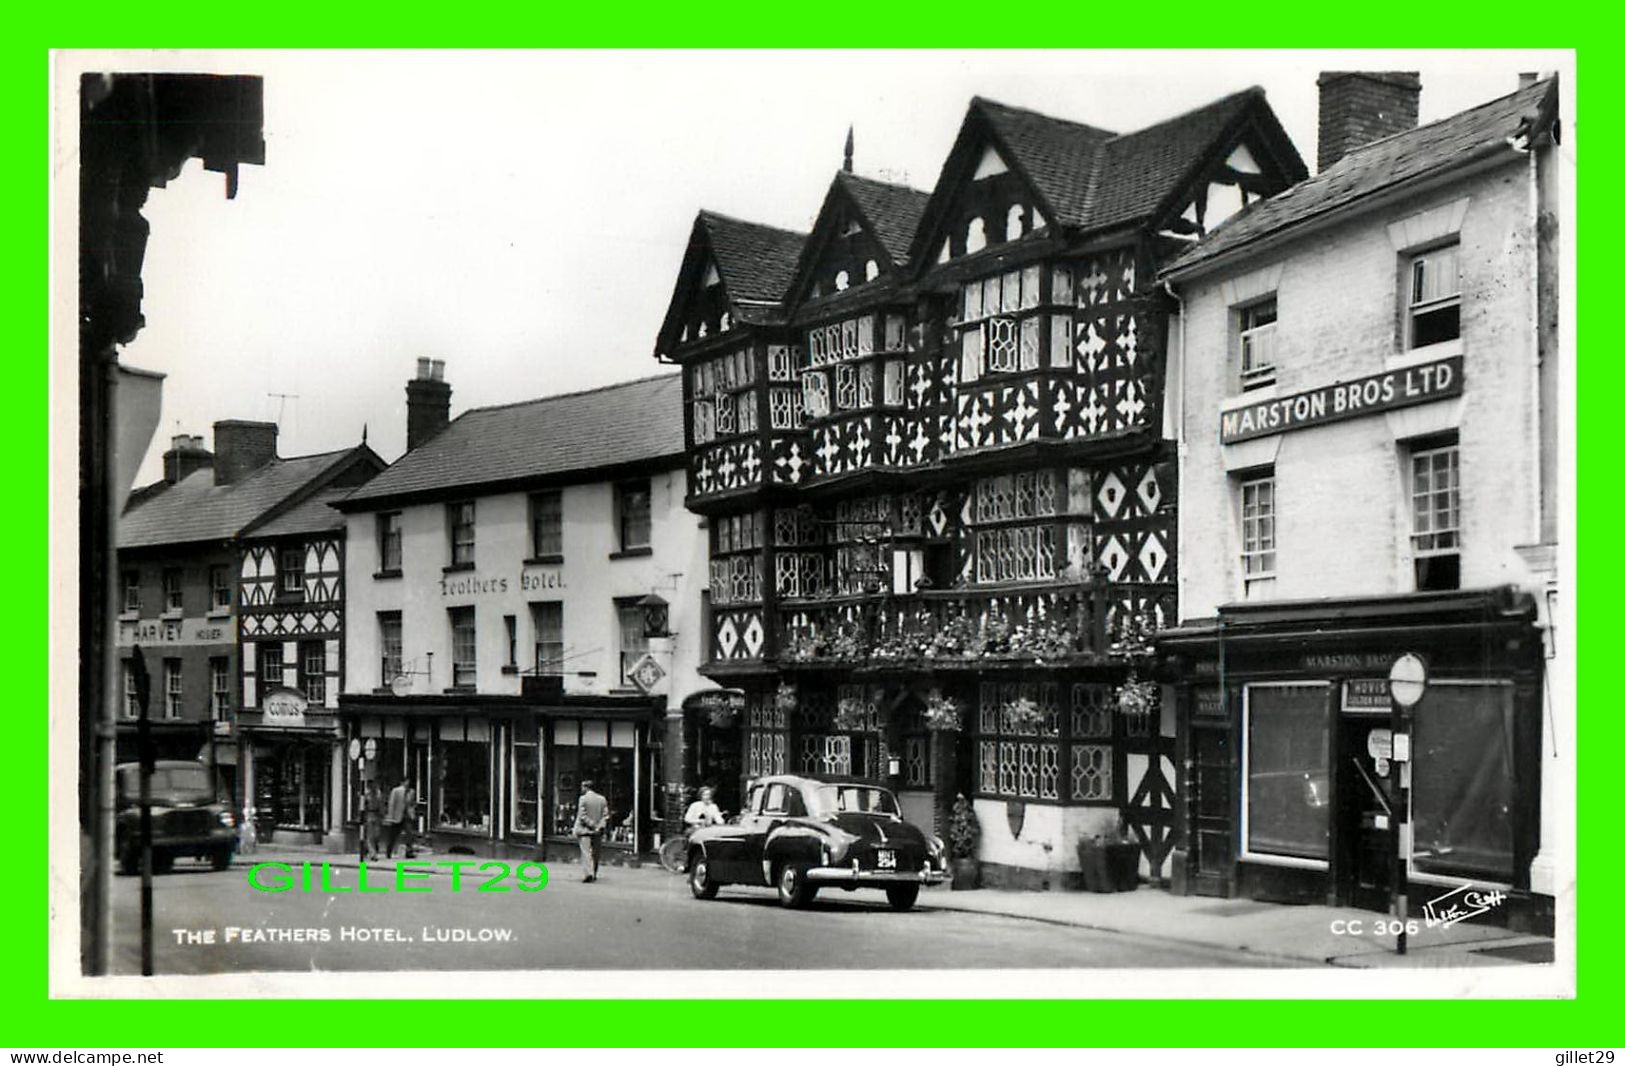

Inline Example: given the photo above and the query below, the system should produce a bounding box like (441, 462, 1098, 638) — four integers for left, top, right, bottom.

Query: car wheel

(885, 884, 919, 911)
(776, 864, 816, 908)
(688, 851, 719, 900)
(152, 852, 173, 875)
(116, 844, 137, 877)
(210, 847, 233, 871)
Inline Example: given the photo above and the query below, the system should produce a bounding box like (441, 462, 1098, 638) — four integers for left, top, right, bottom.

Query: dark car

(686, 774, 947, 910)
(114, 760, 236, 875)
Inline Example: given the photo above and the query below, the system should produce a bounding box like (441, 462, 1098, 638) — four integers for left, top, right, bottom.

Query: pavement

(238, 842, 1554, 969)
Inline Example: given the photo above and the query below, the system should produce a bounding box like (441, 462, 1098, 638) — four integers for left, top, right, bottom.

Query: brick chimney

(406, 358, 451, 451)
(213, 420, 279, 485)
(162, 433, 213, 484)
(1317, 71, 1421, 173)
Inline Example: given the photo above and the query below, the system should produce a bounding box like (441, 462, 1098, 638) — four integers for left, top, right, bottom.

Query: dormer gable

(788, 171, 930, 308)
(654, 211, 806, 358)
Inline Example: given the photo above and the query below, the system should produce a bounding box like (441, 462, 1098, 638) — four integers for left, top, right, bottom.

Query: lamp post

(1387, 651, 1427, 956)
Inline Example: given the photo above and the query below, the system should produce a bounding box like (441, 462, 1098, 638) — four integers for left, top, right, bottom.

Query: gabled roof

(786, 171, 931, 310)
(242, 484, 354, 539)
(119, 448, 364, 549)
(908, 89, 1305, 267)
(1163, 77, 1559, 279)
(654, 211, 807, 354)
(337, 373, 685, 510)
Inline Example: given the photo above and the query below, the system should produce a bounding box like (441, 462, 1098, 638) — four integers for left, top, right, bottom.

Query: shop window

(162, 569, 183, 614)
(258, 643, 284, 694)
(1237, 297, 1278, 391)
(616, 598, 648, 687)
(616, 480, 651, 552)
(163, 659, 182, 719)
(1410, 443, 1461, 591)
(378, 612, 402, 687)
(122, 570, 141, 613)
(1407, 243, 1461, 349)
(210, 657, 230, 721)
(280, 548, 305, 596)
(448, 501, 476, 567)
(377, 511, 402, 574)
(511, 726, 540, 836)
(1410, 683, 1516, 883)
(529, 490, 562, 560)
(300, 640, 326, 707)
(436, 717, 491, 832)
(1240, 473, 1276, 590)
(550, 718, 637, 845)
(258, 742, 328, 831)
(1243, 683, 1330, 862)
(449, 607, 477, 689)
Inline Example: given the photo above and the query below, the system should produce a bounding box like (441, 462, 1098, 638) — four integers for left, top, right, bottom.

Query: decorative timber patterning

(1069, 247, 1156, 440)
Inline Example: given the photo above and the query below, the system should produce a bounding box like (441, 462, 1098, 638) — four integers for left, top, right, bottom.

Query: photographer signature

(1422, 882, 1507, 929)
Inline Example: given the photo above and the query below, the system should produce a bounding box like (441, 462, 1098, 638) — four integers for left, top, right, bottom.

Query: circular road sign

(1388, 653, 1428, 708)
(347, 738, 361, 761)
(390, 674, 412, 698)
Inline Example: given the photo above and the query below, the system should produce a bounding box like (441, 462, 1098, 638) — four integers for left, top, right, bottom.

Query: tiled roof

(699, 211, 807, 304)
(338, 373, 685, 508)
(1164, 77, 1558, 277)
(243, 485, 352, 539)
(119, 449, 354, 549)
(838, 172, 930, 265)
(1087, 88, 1268, 230)
(974, 97, 1118, 227)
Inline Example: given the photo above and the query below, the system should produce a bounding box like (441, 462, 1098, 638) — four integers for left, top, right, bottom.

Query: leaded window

(769, 386, 805, 429)
(802, 370, 831, 418)
(1070, 683, 1113, 739)
(882, 360, 905, 407)
(1070, 745, 1111, 801)
(834, 363, 859, 410)
(711, 511, 765, 606)
(976, 682, 1061, 801)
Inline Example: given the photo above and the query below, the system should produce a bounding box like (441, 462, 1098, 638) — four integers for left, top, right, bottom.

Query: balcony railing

(776, 580, 1167, 669)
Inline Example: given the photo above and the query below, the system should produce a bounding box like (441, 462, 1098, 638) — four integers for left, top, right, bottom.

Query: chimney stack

(1519, 72, 1540, 89)
(406, 360, 452, 451)
(213, 420, 279, 485)
(162, 433, 213, 484)
(1317, 71, 1421, 173)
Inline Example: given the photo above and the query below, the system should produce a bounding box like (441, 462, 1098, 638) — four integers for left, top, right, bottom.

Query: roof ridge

(1103, 85, 1263, 145)
(837, 170, 930, 196)
(971, 95, 1118, 139)
(698, 208, 808, 238)
(1321, 76, 1554, 170)
(459, 371, 680, 418)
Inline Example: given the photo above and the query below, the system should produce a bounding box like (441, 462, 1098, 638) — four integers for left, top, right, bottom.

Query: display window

(550, 718, 638, 846)
(1410, 681, 1516, 883)
(1242, 682, 1331, 864)
(436, 716, 492, 832)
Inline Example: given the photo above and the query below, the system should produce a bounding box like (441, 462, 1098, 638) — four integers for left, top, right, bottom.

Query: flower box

(1077, 840, 1140, 893)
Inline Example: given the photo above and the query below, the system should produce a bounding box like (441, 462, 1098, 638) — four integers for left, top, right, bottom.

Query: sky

(91, 48, 1570, 485)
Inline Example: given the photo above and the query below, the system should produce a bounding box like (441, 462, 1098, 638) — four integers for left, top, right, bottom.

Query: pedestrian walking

(361, 780, 385, 862)
(573, 780, 609, 882)
(384, 778, 409, 858)
(400, 779, 418, 859)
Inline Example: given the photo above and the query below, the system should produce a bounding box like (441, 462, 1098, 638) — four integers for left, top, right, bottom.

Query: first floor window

(379, 612, 402, 687)
(529, 491, 563, 558)
(300, 640, 326, 707)
(259, 643, 285, 693)
(122, 571, 141, 613)
(449, 501, 476, 566)
(450, 607, 477, 688)
(123, 662, 139, 719)
(616, 480, 651, 551)
(1240, 474, 1277, 583)
(1411, 443, 1461, 591)
(1244, 683, 1330, 861)
(280, 548, 304, 595)
(616, 598, 648, 686)
(162, 569, 183, 613)
(210, 657, 230, 720)
(436, 717, 491, 832)
(163, 659, 182, 719)
(210, 566, 232, 611)
(532, 601, 564, 675)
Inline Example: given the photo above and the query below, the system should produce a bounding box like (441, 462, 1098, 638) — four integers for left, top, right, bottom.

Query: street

(108, 855, 1291, 973)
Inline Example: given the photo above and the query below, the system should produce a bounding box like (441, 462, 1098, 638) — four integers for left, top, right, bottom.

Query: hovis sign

(1220, 355, 1463, 445)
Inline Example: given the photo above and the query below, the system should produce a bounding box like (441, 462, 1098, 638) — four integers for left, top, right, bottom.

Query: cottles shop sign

(1220, 355, 1463, 445)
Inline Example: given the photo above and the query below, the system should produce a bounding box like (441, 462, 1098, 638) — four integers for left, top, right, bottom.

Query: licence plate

(876, 849, 896, 869)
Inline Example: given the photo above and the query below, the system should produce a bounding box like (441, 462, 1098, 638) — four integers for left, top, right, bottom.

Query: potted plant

(1076, 818, 1140, 893)
(947, 793, 980, 890)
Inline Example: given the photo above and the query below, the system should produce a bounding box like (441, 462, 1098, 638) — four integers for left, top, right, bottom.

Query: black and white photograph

(51, 48, 1575, 999)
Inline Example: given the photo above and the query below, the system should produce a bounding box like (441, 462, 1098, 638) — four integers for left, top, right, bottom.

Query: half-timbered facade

(655, 92, 1306, 887)
(117, 421, 382, 844)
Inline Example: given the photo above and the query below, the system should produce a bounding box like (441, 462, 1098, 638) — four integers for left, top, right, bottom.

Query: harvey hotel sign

(1220, 355, 1463, 444)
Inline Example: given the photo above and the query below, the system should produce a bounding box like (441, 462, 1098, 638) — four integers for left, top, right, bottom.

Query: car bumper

(805, 865, 947, 886)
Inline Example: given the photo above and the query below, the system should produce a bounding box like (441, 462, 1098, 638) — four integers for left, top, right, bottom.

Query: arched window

(835, 270, 850, 292)
(1007, 204, 1025, 240)
(966, 217, 987, 254)
(864, 259, 880, 282)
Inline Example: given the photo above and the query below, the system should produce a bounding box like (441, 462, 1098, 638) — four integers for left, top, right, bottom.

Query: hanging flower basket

(1115, 674, 1159, 718)
(833, 696, 869, 732)
(774, 681, 797, 714)
(1003, 696, 1045, 732)
(923, 690, 964, 732)
(707, 705, 739, 729)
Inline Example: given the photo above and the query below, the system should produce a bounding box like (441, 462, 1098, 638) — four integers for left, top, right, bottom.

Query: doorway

(1335, 710, 1394, 912)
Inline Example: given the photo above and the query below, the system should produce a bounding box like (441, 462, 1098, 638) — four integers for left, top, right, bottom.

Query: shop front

(1160, 587, 1548, 933)
(239, 688, 343, 847)
(338, 692, 664, 863)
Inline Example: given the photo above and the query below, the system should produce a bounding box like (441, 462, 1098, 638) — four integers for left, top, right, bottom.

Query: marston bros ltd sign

(1220, 355, 1463, 445)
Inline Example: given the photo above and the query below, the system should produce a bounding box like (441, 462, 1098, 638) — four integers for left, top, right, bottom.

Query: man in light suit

(573, 780, 609, 882)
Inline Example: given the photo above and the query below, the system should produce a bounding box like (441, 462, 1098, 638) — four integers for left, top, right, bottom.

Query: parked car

(114, 760, 236, 875)
(686, 774, 947, 910)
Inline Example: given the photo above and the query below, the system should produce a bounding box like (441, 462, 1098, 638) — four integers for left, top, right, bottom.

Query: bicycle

(658, 833, 690, 874)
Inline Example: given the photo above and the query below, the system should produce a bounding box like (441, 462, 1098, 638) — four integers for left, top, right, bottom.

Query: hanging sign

(1367, 728, 1393, 761)
(628, 654, 667, 695)
(261, 688, 309, 727)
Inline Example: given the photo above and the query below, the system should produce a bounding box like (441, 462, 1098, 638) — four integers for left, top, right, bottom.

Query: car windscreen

(813, 785, 900, 818)
(118, 766, 218, 801)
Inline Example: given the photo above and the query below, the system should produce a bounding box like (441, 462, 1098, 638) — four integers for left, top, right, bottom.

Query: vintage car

(686, 774, 947, 910)
(114, 760, 237, 874)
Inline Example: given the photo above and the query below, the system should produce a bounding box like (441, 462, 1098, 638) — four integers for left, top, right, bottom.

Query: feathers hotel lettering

(1220, 355, 1463, 444)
